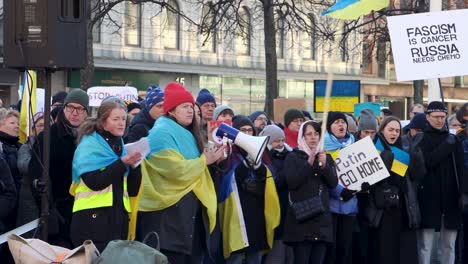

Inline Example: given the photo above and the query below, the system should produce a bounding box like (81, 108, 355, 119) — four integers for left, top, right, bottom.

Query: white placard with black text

(335, 136, 390, 191)
(387, 9, 468, 81)
(87, 86, 139, 107)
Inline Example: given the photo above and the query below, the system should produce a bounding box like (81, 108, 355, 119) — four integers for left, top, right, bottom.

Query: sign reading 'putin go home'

(387, 9, 468, 81)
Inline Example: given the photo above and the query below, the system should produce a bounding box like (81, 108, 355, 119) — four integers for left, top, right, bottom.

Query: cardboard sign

(387, 9, 468, 81)
(335, 137, 390, 191)
(87, 86, 139, 107)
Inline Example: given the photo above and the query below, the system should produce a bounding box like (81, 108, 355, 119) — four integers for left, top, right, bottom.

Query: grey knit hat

(358, 109, 378, 131)
(259, 125, 285, 145)
(213, 105, 234, 121)
(64, 89, 89, 111)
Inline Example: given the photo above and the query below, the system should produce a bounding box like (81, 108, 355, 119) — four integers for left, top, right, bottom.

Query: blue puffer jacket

(324, 131, 358, 215)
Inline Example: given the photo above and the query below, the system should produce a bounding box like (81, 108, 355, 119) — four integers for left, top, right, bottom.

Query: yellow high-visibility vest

(72, 177, 131, 213)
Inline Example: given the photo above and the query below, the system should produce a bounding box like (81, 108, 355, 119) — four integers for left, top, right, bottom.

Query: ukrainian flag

(19, 70, 37, 143)
(322, 0, 390, 20)
(139, 116, 218, 235)
(218, 157, 280, 258)
(375, 138, 409, 177)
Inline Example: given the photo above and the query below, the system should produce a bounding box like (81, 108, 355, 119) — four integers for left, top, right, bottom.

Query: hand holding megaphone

(216, 123, 269, 165)
(204, 145, 225, 165)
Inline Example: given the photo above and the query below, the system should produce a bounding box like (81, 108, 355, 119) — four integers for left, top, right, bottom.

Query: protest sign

(353, 102, 380, 118)
(334, 136, 390, 191)
(87, 86, 138, 107)
(387, 9, 468, 81)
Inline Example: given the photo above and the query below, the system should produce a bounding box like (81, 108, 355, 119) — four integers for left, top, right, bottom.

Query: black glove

(33, 179, 47, 194)
(340, 188, 356, 202)
(361, 182, 371, 192)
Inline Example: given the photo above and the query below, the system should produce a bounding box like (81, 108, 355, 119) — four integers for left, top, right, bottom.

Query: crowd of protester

(0, 84, 467, 264)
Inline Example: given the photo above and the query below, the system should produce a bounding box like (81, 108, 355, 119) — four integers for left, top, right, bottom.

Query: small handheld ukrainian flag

(322, 0, 390, 20)
(375, 138, 410, 177)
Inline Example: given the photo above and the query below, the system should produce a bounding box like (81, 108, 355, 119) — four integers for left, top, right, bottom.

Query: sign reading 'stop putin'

(387, 9, 468, 81)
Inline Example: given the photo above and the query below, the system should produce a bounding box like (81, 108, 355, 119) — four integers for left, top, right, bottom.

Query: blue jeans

(226, 251, 262, 264)
(418, 227, 457, 264)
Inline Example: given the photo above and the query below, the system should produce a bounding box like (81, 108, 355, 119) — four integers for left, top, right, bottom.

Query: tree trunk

(262, 0, 278, 120)
(465, 0, 468, 8)
(80, 0, 95, 91)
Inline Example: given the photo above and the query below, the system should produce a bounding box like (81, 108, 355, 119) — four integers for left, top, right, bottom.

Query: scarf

(284, 127, 299, 148)
(324, 131, 355, 152)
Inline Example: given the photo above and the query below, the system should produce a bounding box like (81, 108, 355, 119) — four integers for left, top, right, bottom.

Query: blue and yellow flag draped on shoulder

(71, 131, 128, 185)
(139, 116, 217, 233)
(322, 0, 389, 20)
(375, 138, 409, 177)
(218, 150, 280, 258)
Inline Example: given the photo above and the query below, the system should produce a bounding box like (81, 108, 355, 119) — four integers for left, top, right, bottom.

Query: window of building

(377, 40, 387, 78)
(276, 14, 285, 58)
(362, 42, 372, 74)
(302, 14, 317, 60)
(124, 2, 141, 46)
(164, 0, 181, 49)
(200, 2, 216, 53)
(236, 7, 251, 56)
(90, 0, 101, 43)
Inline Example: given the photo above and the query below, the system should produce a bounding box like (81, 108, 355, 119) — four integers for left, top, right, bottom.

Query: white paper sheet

(124, 137, 150, 167)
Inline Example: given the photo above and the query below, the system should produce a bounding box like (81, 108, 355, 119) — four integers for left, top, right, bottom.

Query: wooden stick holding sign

(317, 65, 334, 153)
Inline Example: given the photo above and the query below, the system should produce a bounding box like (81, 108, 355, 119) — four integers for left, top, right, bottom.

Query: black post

(40, 69, 52, 241)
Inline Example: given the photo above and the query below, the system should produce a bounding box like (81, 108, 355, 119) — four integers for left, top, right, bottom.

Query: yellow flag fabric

(139, 149, 217, 233)
(264, 169, 281, 250)
(322, 0, 389, 20)
(19, 70, 37, 143)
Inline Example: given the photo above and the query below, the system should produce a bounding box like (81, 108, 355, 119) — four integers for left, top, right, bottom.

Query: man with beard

(31, 89, 89, 248)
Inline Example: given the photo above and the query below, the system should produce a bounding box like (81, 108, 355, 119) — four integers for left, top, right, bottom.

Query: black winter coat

(234, 155, 269, 253)
(70, 130, 141, 252)
(0, 131, 21, 231)
(267, 147, 291, 239)
(0, 131, 21, 195)
(138, 192, 210, 256)
(0, 156, 17, 234)
(417, 125, 465, 230)
(30, 111, 79, 245)
(282, 149, 338, 244)
(125, 110, 155, 143)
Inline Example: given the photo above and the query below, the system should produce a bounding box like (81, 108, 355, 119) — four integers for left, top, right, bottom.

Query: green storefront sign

(69, 70, 160, 91)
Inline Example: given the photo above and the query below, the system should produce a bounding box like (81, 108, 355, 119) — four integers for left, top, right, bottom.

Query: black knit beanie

(326, 111, 348, 133)
(284, 109, 305, 127)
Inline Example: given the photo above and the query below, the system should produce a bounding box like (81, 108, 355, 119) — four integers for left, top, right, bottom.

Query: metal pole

(39, 69, 52, 241)
(427, 0, 443, 103)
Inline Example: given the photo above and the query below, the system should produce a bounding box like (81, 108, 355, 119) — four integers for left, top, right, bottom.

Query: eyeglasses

(240, 128, 254, 133)
(65, 104, 86, 114)
(255, 117, 268, 122)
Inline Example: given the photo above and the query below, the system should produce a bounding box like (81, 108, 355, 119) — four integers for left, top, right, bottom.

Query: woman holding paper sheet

(283, 121, 338, 264)
(69, 96, 142, 252)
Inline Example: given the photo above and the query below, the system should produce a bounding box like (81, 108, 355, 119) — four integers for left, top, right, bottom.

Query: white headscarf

(297, 120, 320, 156)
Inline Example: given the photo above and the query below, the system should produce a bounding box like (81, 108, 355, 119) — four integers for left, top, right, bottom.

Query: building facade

(0, 0, 466, 119)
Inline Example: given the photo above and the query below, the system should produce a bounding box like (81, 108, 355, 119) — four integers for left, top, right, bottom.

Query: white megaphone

(216, 123, 269, 165)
